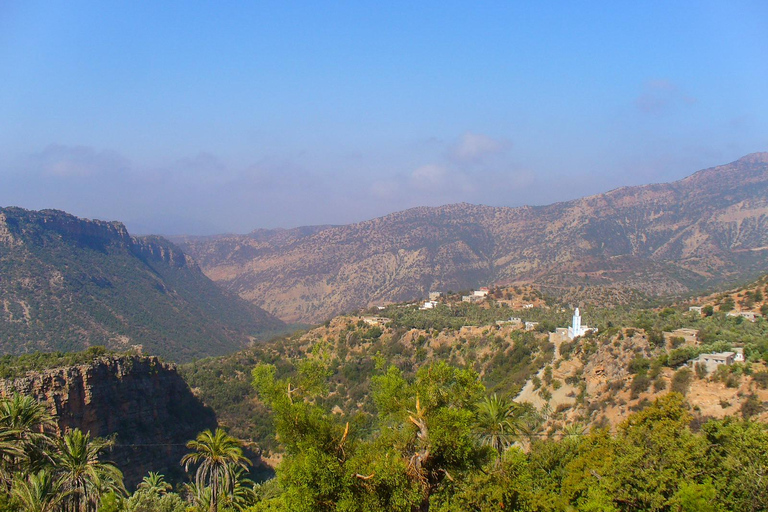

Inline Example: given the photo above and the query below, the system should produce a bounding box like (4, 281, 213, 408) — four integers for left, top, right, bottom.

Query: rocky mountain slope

(0, 207, 284, 361)
(182, 281, 768, 456)
(179, 153, 768, 323)
(0, 353, 217, 488)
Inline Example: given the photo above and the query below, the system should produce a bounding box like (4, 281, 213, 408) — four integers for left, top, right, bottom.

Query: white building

(692, 352, 736, 373)
(420, 301, 439, 310)
(567, 308, 593, 340)
(727, 311, 761, 322)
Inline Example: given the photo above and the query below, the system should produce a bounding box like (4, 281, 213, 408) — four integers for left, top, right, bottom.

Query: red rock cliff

(0, 355, 217, 488)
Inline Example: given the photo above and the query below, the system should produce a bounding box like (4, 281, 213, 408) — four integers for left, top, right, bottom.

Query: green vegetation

(246, 357, 768, 511)
(0, 394, 260, 511)
(0, 207, 284, 362)
(182, 293, 768, 453)
(0, 346, 114, 379)
(5, 274, 768, 510)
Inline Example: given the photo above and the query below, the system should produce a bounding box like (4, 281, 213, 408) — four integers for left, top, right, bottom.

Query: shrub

(631, 373, 651, 399)
(647, 329, 665, 348)
(667, 347, 698, 367)
(694, 362, 708, 379)
(741, 393, 763, 419)
(628, 356, 651, 374)
(753, 371, 768, 389)
(671, 368, 692, 395)
(720, 298, 735, 313)
(670, 336, 685, 349)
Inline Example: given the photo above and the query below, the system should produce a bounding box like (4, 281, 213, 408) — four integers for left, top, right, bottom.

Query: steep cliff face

(0, 207, 284, 361)
(0, 355, 216, 488)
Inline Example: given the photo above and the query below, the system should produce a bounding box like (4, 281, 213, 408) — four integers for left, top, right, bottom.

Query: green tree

(55, 428, 125, 512)
(611, 394, 705, 510)
(10, 469, 69, 512)
(473, 394, 518, 461)
(0, 394, 55, 479)
(371, 362, 488, 511)
(126, 489, 186, 512)
(181, 428, 251, 512)
(136, 472, 171, 495)
(701, 418, 768, 511)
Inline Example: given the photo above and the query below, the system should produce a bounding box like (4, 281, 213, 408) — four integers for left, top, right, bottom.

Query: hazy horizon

(1, 2, 767, 235)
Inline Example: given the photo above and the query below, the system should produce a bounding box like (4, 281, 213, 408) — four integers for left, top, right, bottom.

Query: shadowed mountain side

(178, 153, 768, 323)
(0, 208, 284, 361)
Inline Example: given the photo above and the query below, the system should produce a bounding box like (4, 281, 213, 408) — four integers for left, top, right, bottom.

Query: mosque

(551, 307, 595, 341)
(567, 308, 590, 339)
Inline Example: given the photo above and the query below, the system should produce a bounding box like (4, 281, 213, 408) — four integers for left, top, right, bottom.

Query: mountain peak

(179, 153, 768, 323)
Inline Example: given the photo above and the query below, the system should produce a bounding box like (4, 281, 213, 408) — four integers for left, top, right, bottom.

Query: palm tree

(181, 428, 251, 512)
(474, 394, 518, 461)
(11, 469, 70, 512)
(218, 464, 257, 511)
(0, 426, 25, 487)
(0, 394, 55, 479)
(137, 471, 172, 495)
(55, 428, 125, 512)
(184, 482, 213, 512)
(561, 422, 586, 442)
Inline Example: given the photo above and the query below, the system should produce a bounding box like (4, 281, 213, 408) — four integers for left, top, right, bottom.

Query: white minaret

(568, 307, 584, 339)
(572, 308, 581, 334)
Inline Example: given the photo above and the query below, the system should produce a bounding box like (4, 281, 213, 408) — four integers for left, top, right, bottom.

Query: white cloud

(370, 179, 400, 199)
(30, 144, 130, 178)
(411, 163, 449, 188)
(451, 132, 510, 161)
(635, 79, 697, 114)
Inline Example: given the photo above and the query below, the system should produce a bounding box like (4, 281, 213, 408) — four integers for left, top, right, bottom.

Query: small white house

(689, 306, 703, 314)
(420, 301, 439, 310)
(524, 321, 539, 331)
(727, 311, 761, 322)
(692, 352, 736, 373)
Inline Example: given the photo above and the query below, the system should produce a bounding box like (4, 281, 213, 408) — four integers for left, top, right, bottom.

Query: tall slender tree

(181, 428, 251, 512)
(0, 394, 55, 481)
(55, 428, 125, 512)
(474, 394, 519, 460)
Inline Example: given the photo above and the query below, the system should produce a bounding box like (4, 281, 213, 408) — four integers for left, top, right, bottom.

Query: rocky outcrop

(0, 356, 217, 488)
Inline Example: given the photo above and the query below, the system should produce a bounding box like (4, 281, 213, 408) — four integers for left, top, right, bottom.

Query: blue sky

(1, 1, 766, 234)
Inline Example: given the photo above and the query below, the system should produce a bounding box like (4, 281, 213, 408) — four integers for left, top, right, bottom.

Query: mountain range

(177, 153, 768, 323)
(0, 207, 284, 361)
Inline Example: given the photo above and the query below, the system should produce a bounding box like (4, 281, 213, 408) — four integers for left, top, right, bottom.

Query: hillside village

(181, 277, 768, 459)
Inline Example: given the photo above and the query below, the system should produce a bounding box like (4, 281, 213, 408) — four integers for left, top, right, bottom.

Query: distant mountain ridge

(177, 153, 768, 323)
(0, 207, 284, 361)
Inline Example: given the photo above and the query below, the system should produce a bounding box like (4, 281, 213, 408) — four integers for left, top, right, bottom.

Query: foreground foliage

(250, 358, 768, 512)
(0, 394, 259, 511)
